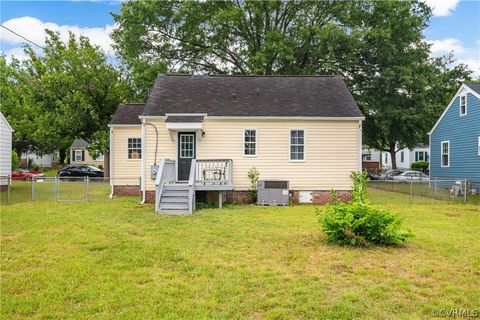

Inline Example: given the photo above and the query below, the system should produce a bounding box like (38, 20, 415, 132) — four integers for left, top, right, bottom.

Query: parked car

(58, 165, 104, 178)
(11, 169, 45, 180)
(383, 169, 404, 180)
(393, 170, 429, 182)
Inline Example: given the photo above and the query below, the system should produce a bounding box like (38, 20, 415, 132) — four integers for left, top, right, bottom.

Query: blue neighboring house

(429, 83, 480, 184)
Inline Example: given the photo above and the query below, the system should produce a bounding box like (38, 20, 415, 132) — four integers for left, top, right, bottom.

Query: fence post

(31, 176, 35, 201)
(464, 179, 467, 204)
(410, 181, 413, 205)
(7, 176, 11, 205)
(84, 176, 88, 202)
(54, 176, 57, 202)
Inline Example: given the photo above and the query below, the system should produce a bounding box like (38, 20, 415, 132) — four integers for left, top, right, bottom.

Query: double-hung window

(74, 150, 83, 162)
(478, 137, 480, 156)
(460, 95, 467, 116)
(441, 141, 449, 167)
(243, 129, 257, 156)
(290, 130, 305, 161)
(400, 151, 404, 163)
(128, 138, 142, 159)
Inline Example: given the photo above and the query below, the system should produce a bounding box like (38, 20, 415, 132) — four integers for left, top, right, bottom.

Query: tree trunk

(59, 148, 67, 165)
(104, 151, 110, 179)
(389, 145, 397, 170)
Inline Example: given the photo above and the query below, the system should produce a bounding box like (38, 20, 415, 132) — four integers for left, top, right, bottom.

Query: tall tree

(347, 2, 471, 168)
(21, 31, 132, 174)
(111, 0, 355, 98)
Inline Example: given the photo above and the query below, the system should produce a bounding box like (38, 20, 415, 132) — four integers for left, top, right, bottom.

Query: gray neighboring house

(70, 138, 104, 166)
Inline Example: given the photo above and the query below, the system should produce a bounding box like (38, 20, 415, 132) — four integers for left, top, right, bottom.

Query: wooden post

(219, 191, 223, 209)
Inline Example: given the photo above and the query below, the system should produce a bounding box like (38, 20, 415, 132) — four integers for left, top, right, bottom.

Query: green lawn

(1, 193, 479, 319)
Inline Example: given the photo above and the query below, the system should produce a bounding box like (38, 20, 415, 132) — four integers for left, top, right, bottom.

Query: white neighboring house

(21, 152, 57, 168)
(380, 144, 429, 170)
(0, 112, 13, 187)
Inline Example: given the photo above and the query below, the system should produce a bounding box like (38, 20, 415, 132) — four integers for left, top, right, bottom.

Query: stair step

(159, 209, 192, 215)
(160, 202, 189, 210)
(164, 184, 190, 191)
(162, 190, 189, 197)
(161, 196, 189, 203)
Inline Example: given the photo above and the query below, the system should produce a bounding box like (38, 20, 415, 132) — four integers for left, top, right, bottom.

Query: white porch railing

(154, 158, 176, 213)
(188, 159, 196, 213)
(195, 159, 233, 186)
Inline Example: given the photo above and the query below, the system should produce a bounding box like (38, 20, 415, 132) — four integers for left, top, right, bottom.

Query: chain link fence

(0, 176, 141, 205)
(367, 179, 480, 205)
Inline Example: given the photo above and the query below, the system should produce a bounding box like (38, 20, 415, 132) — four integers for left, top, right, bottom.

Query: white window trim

(179, 133, 195, 159)
(94, 154, 104, 161)
(289, 129, 306, 162)
(127, 137, 142, 160)
(441, 140, 450, 168)
(74, 150, 83, 162)
(478, 137, 480, 156)
(243, 128, 257, 157)
(459, 94, 467, 116)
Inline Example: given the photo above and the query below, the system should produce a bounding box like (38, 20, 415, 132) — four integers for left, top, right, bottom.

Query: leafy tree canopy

(112, 0, 472, 168)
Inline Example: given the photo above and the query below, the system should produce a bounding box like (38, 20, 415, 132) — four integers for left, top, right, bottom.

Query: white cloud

(428, 38, 480, 78)
(424, 0, 460, 17)
(0, 16, 114, 60)
(428, 38, 467, 55)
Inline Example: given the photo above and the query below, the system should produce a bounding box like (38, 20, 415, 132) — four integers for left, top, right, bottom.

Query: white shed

(0, 112, 13, 186)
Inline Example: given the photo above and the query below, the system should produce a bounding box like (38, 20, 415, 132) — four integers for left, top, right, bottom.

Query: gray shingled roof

(142, 75, 363, 118)
(71, 138, 88, 148)
(165, 115, 204, 123)
(109, 103, 145, 125)
(466, 83, 480, 95)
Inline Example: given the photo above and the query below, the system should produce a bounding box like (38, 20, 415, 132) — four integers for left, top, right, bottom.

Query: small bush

(247, 167, 260, 203)
(98, 165, 104, 170)
(11, 151, 19, 171)
(411, 161, 429, 171)
(317, 171, 411, 246)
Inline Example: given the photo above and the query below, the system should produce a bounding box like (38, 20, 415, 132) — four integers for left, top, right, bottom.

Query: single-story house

(428, 83, 480, 184)
(21, 151, 57, 168)
(0, 112, 13, 188)
(363, 144, 429, 172)
(70, 139, 104, 167)
(109, 75, 364, 214)
(380, 144, 430, 170)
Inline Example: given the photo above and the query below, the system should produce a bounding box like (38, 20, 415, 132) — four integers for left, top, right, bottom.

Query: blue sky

(1, 0, 479, 77)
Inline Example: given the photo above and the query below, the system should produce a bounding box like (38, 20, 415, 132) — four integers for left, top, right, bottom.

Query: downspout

(358, 120, 363, 172)
(141, 119, 146, 203)
(140, 122, 160, 204)
(109, 126, 114, 199)
(144, 122, 159, 166)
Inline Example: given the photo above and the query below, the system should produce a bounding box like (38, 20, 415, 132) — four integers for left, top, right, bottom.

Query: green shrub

(247, 167, 260, 203)
(11, 151, 19, 171)
(411, 161, 429, 171)
(98, 165, 104, 170)
(317, 171, 411, 246)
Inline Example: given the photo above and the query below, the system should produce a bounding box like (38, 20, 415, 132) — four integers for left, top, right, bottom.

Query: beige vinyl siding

(70, 149, 104, 166)
(142, 119, 360, 191)
(111, 126, 142, 184)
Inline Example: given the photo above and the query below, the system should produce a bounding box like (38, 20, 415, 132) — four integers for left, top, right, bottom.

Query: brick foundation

(145, 191, 155, 203)
(226, 190, 252, 204)
(113, 187, 351, 205)
(292, 190, 352, 204)
(113, 185, 140, 197)
(225, 190, 351, 205)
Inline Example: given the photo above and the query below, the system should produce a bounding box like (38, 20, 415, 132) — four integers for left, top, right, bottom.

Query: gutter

(140, 118, 146, 203)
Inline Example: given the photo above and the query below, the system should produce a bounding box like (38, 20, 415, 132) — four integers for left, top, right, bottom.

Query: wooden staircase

(158, 183, 191, 215)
